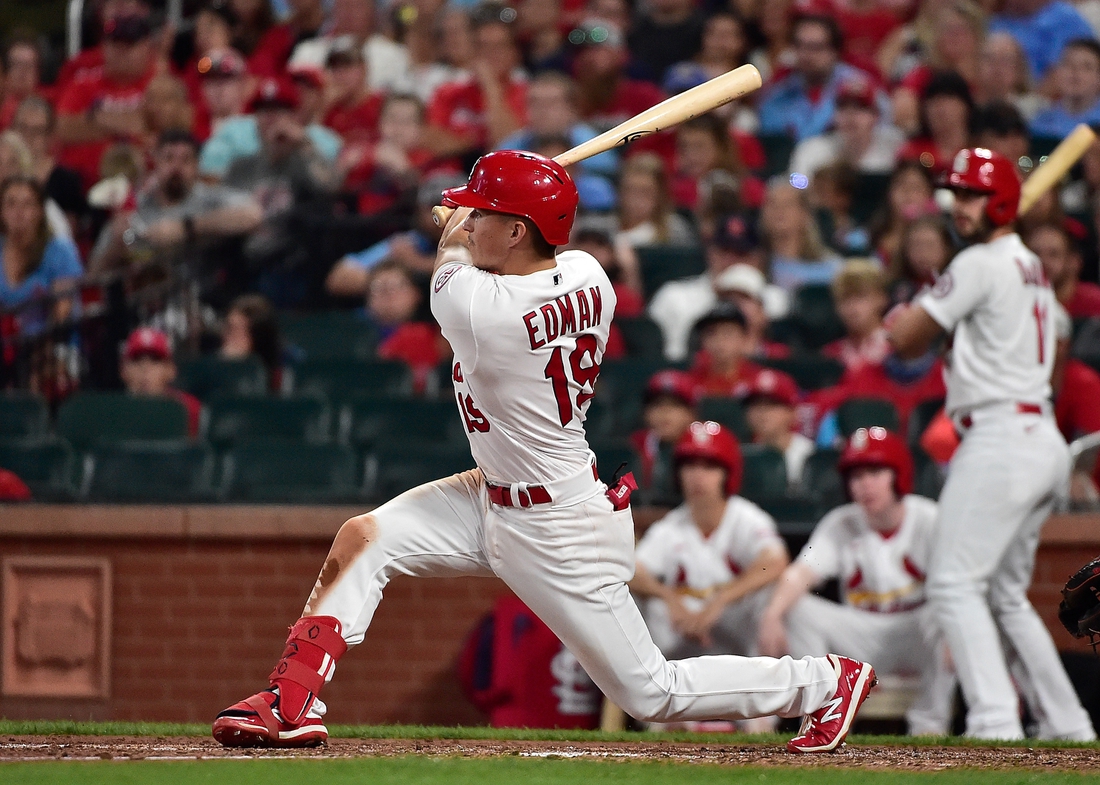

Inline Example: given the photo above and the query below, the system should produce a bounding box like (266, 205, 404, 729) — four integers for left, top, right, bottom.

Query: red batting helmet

(674, 420, 743, 496)
(442, 151, 579, 246)
(838, 426, 913, 498)
(943, 147, 1021, 227)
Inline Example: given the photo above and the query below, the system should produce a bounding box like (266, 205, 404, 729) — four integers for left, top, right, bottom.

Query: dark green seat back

(836, 398, 901, 437)
(0, 437, 75, 500)
(294, 359, 414, 402)
(58, 393, 189, 450)
(342, 396, 465, 449)
(206, 395, 330, 448)
(86, 440, 216, 502)
(176, 356, 268, 399)
(224, 443, 358, 502)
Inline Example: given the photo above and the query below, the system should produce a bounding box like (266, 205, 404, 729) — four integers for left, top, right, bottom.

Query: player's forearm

(717, 548, 789, 607)
(628, 565, 676, 601)
(761, 562, 817, 623)
(325, 261, 371, 298)
(887, 303, 943, 359)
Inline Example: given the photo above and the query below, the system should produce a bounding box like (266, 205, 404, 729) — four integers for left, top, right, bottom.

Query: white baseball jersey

(431, 250, 615, 485)
(635, 497, 785, 595)
(796, 495, 938, 612)
(917, 233, 1056, 417)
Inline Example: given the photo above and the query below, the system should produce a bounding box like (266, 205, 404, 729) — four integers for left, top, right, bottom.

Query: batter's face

(952, 190, 992, 242)
(679, 459, 728, 501)
(848, 466, 897, 519)
(461, 209, 525, 272)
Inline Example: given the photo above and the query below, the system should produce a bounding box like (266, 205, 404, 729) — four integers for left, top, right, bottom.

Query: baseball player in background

(888, 148, 1096, 740)
(758, 428, 955, 736)
(212, 151, 876, 752)
(630, 421, 789, 733)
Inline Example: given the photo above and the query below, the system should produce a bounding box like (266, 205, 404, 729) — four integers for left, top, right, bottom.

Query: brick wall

(0, 507, 1096, 724)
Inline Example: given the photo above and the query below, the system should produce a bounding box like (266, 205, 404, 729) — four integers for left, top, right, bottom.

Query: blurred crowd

(1, 0, 1100, 497)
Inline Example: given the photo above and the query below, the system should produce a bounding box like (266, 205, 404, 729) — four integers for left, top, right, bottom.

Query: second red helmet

(943, 147, 1021, 227)
(838, 426, 914, 497)
(442, 150, 579, 246)
(673, 420, 743, 496)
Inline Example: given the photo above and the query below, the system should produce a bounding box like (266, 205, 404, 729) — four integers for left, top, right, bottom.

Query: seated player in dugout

(757, 427, 956, 736)
(629, 369, 699, 506)
(630, 421, 789, 733)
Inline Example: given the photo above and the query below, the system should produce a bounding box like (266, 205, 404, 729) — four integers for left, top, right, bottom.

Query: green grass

(1, 720, 1099, 749)
(0, 758, 1099, 785)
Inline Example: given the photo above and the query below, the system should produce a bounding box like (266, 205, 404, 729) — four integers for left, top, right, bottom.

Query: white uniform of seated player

(758, 428, 956, 735)
(631, 421, 789, 733)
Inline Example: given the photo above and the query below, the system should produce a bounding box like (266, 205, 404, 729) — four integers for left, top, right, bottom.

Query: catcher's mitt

(1059, 557, 1100, 650)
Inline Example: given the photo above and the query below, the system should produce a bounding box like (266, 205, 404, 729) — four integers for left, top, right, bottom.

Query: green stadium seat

(759, 133, 795, 178)
(635, 246, 705, 300)
(223, 442, 359, 502)
(595, 359, 670, 433)
(1029, 136, 1061, 160)
(293, 359, 414, 402)
(616, 317, 666, 361)
(364, 445, 475, 503)
(206, 395, 331, 449)
(85, 441, 216, 502)
(792, 285, 845, 349)
(341, 396, 465, 450)
(765, 316, 800, 349)
(759, 497, 822, 532)
(583, 397, 621, 448)
(0, 392, 49, 439)
(908, 398, 945, 446)
(593, 446, 639, 485)
(697, 397, 751, 442)
(740, 444, 787, 505)
(850, 173, 891, 226)
(58, 393, 190, 450)
(836, 398, 901, 437)
(802, 448, 844, 509)
(176, 356, 267, 399)
(760, 356, 844, 391)
(0, 437, 76, 500)
(913, 447, 944, 500)
(280, 311, 380, 361)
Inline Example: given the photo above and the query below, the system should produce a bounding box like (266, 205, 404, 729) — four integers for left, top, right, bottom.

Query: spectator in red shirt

(56, 13, 158, 189)
(1026, 221, 1100, 319)
(55, 0, 155, 91)
(220, 294, 283, 392)
(228, 0, 276, 58)
(823, 259, 891, 374)
(0, 36, 44, 131)
(322, 41, 383, 144)
(630, 369, 699, 505)
(714, 263, 791, 360)
(570, 19, 665, 133)
(288, 65, 328, 129)
(366, 259, 448, 392)
(184, 0, 239, 139)
(688, 302, 764, 399)
(672, 113, 763, 212)
(120, 327, 203, 438)
(196, 48, 254, 142)
(248, 0, 326, 77)
(424, 12, 527, 159)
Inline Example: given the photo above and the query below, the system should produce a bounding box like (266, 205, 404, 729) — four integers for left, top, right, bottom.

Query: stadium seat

(765, 316, 800, 349)
(0, 392, 49, 439)
(85, 440, 217, 502)
(57, 393, 190, 450)
(280, 311, 380, 361)
(740, 444, 788, 504)
(759, 133, 796, 178)
(802, 448, 845, 510)
(596, 359, 670, 433)
(293, 359, 414, 402)
(205, 395, 331, 449)
(341, 396, 466, 450)
(583, 396, 621, 448)
(635, 246, 706, 300)
(836, 398, 901, 437)
(908, 398, 945, 446)
(616, 317, 666, 361)
(760, 356, 844, 391)
(0, 437, 76, 500)
(223, 442, 359, 502)
(176, 356, 267, 399)
(697, 397, 751, 442)
(593, 445, 640, 485)
(759, 497, 822, 532)
(792, 285, 845, 349)
(913, 447, 945, 500)
(364, 444, 475, 503)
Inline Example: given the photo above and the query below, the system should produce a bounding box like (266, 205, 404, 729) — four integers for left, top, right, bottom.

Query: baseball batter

(888, 148, 1095, 740)
(758, 428, 955, 736)
(212, 151, 876, 752)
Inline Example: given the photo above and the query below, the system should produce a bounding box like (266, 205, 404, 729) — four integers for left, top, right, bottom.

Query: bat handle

(432, 205, 454, 227)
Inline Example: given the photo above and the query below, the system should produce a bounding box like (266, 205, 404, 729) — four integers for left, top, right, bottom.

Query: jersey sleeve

(916, 249, 991, 332)
(795, 509, 845, 581)
(634, 519, 676, 582)
(429, 253, 484, 360)
(727, 500, 785, 569)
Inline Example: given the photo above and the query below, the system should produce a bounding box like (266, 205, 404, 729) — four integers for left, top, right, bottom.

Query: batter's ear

(508, 218, 528, 249)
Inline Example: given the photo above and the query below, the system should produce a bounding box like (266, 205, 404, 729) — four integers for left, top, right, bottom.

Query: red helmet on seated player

(442, 151, 579, 246)
(673, 420, 743, 496)
(838, 426, 914, 498)
(943, 147, 1021, 227)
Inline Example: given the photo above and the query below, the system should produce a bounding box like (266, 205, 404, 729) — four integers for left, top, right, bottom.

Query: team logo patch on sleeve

(434, 264, 461, 293)
(931, 271, 954, 298)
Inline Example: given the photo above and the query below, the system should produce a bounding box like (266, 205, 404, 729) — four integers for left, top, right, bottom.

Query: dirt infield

(2, 736, 1099, 770)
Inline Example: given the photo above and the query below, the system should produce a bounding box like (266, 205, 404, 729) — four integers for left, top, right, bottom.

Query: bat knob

(432, 205, 454, 227)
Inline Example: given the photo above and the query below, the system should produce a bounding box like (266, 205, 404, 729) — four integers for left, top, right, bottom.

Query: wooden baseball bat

(432, 64, 763, 229)
(1018, 123, 1097, 216)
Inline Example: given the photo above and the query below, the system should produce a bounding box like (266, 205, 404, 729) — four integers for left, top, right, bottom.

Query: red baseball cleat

(212, 688, 328, 748)
(787, 654, 877, 753)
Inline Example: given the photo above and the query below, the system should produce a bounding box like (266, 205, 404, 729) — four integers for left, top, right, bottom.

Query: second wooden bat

(1019, 123, 1097, 216)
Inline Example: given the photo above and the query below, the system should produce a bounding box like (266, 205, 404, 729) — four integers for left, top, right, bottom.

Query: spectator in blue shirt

(1030, 39, 1100, 138)
(990, 0, 1096, 83)
(759, 15, 886, 143)
(0, 175, 83, 335)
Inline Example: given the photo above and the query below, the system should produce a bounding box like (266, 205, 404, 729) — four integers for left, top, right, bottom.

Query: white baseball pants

(305, 469, 839, 723)
(785, 595, 956, 735)
(926, 410, 1095, 740)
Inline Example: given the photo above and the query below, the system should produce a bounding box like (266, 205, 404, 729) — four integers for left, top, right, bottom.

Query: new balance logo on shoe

(819, 695, 844, 724)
